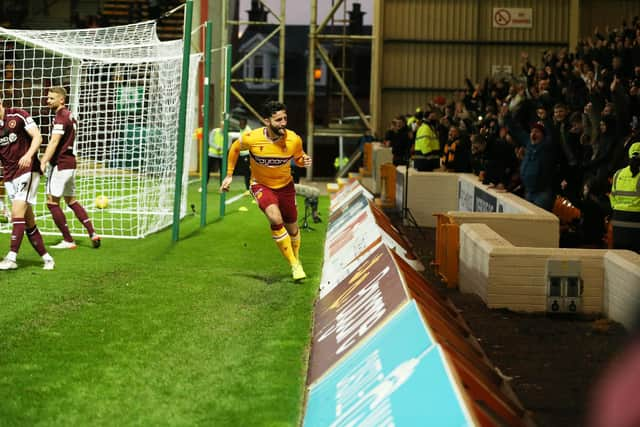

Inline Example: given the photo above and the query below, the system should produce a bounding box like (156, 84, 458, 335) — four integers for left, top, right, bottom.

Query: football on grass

(95, 195, 109, 209)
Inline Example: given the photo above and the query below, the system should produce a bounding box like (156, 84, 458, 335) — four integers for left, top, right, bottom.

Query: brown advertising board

(307, 244, 409, 385)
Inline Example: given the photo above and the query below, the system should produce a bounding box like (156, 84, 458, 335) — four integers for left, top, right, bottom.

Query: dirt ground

(393, 220, 630, 427)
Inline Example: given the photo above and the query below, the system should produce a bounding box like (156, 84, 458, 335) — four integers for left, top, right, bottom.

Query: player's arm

(40, 131, 63, 173)
(19, 124, 43, 170)
(293, 136, 312, 168)
(219, 138, 246, 192)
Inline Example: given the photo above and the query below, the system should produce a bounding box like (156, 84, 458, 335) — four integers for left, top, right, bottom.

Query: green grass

(0, 181, 326, 426)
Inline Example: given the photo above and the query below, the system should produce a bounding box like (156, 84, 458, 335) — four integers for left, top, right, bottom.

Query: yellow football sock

(290, 230, 301, 261)
(271, 225, 297, 266)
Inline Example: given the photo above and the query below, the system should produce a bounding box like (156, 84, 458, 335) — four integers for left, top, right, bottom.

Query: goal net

(0, 21, 200, 239)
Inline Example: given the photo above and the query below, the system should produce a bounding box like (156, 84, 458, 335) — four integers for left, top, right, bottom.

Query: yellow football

(95, 195, 109, 209)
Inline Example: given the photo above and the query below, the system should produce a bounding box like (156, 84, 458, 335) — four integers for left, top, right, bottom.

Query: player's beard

(269, 124, 285, 138)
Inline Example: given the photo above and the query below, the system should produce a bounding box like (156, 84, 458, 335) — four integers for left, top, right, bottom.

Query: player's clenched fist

(220, 175, 233, 192)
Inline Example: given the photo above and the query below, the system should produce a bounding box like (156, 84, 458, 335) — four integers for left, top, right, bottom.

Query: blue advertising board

(304, 301, 474, 427)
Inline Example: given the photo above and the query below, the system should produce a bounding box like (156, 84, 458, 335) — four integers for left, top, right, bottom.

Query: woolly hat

(629, 142, 640, 158)
(433, 95, 447, 106)
(531, 121, 546, 135)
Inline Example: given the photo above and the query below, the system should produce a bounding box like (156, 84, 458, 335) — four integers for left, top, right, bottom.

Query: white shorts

(5, 172, 41, 205)
(46, 166, 76, 198)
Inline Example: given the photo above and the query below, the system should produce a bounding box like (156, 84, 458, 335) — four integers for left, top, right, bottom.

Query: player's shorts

(5, 171, 40, 205)
(46, 166, 76, 198)
(250, 180, 298, 223)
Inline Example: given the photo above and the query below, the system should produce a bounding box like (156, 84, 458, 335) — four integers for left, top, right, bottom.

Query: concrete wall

(488, 246, 606, 313)
(458, 223, 512, 302)
(449, 212, 558, 248)
(406, 170, 459, 227)
(403, 171, 559, 247)
(459, 223, 640, 327)
(604, 251, 640, 330)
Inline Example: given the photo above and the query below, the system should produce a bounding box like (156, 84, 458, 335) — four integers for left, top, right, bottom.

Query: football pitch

(0, 180, 326, 426)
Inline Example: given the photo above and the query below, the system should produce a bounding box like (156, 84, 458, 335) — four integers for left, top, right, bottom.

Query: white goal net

(0, 21, 199, 239)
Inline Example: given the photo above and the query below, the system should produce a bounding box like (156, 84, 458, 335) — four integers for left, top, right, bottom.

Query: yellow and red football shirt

(226, 127, 306, 189)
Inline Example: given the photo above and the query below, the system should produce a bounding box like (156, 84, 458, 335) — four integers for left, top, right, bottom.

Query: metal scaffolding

(306, 0, 374, 179)
(224, 0, 286, 121)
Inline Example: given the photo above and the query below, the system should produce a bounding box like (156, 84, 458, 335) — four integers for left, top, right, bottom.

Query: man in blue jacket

(501, 103, 555, 211)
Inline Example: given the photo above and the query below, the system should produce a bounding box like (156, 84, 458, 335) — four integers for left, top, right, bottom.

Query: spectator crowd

(383, 17, 640, 249)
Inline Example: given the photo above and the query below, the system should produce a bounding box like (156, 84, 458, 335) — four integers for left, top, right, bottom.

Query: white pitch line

(225, 192, 250, 205)
(33, 192, 140, 222)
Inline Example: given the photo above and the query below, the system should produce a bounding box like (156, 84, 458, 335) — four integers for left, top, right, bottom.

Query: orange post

(433, 214, 446, 271)
(360, 142, 373, 176)
(443, 223, 460, 288)
(379, 162, 396, 207)
(433, 213, 459, 288)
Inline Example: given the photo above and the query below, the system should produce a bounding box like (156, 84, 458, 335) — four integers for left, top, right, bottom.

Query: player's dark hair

(262, 100, 286, 118)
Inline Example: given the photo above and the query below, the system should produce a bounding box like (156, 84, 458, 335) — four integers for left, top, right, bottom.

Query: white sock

(6, 251, 17, 262)
(42, 253, 54, 262)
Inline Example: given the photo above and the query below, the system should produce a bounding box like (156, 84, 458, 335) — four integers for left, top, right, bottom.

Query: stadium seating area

(384, 16, 640, 250)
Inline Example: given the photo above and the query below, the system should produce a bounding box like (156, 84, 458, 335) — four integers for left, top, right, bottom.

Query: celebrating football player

(220, 101, 312, 281)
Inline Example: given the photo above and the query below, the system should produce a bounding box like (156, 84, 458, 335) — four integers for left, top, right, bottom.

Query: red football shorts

(250, 181, 298, 223)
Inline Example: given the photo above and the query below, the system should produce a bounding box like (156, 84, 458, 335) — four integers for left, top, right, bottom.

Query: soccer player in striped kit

(0, 97, 55, 270)
(220, 101, 312, 281)
(40, 86, 100, 249)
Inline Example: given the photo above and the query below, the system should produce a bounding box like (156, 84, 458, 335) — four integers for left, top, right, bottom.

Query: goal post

(0, 21, 200, 239)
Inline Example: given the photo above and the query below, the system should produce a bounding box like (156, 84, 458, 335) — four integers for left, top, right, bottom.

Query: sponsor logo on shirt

(0, 133, 17, 146)
(251, 155, 291, 167)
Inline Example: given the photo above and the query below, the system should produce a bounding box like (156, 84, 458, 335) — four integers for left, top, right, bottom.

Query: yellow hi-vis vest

(414, 123, 439, 155)
(208, 128, 224, 157)
(334, 156, 349, 170)
(610, 166, 640, 212)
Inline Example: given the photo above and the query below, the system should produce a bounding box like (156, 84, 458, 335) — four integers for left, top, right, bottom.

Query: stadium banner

(458, 174, 525, 214)
(308, 244, 409, 385)
(325, 209, 376, 261)
(304, 301, 475, 426)
(322, 199, 426, 296)
(327, 193, 371, 234)
(328, 181, 359, 212)
(321, 210, 382, 297)
(473, 186, 497, 212)
(458, 179, 474, 212)
(329, 180, 373, 213)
